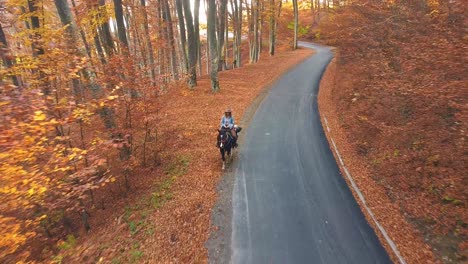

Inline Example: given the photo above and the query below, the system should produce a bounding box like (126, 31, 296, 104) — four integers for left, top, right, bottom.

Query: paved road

(230, 43, 392, 264)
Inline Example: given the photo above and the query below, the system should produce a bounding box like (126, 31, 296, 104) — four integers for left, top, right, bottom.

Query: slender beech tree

(292, 0, 298, 49)
(0, 23, 20, 86)
(175, 0, 188, 72)
(113, 0, 129, 49)
(99, 0, 115, 56)
(230, 0, 242, 67)
(194, 0, 202, 74)
(268, 0, 281, 55)
(207, 0, 219, 91)
(162, 0, 179, 80)
(54, 0, 115, 128)
(140, 0, 157, 83)
(182, 0, 197, 87)
(217, 0, 228, 70)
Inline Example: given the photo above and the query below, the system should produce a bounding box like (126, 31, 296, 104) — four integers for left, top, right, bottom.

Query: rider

(220, 108, 238, 147)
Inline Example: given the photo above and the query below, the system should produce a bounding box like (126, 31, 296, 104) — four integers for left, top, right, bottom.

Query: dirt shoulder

(318, 56, 438, 263)
(61, 48, 314, 263)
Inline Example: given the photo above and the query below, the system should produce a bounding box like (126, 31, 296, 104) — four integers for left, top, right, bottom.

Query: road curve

(230, 43, 391, 263)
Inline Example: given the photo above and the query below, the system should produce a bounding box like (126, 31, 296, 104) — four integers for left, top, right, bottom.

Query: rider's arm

(220, 116, 225, 128)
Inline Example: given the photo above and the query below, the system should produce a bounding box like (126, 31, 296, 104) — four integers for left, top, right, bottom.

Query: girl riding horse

(220, 108, 238, 147)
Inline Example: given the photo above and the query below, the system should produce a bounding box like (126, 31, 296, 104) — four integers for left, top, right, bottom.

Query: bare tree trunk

(113, 0, 129, 49)
(140, 0, 157, 83)
(225, 12, 229, 69)
(194, 0, 202, 75)
(99, 0, 115, 56)
(182, 0, 197, 87)
(234, 0, 242, 67)
(258, 0, 263, 59)
(162, 0, 179, 80)
(269, 0, 281, 55)
(0, 23, 20, 86)
(292, 0, 298, 50)
(175, 0, 188, 72)
(217, 0, 228, 70)
(27, 0, 48, 95)
(28, 0, 44, 57)
(207, 0, 219, 91)
(70, 0, 93, 60)
(252, 0, 260, 62)
(268, 0, 275, 55)
(204, 0, 210, 74)
(54, 0, 115, 128)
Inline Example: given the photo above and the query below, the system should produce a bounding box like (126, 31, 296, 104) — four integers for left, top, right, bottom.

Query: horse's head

(217, 128, 232, 149)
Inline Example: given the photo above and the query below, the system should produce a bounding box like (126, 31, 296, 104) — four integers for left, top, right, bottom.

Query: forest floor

(58, 46, 314, 263)
(312, 3, 466, 263)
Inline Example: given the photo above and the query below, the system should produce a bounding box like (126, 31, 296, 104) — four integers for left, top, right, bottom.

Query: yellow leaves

(72, 107, 94, 123)
(0, 217, 28, 256)
(33, 110, 46, 121)
(357, 115, 368, 121)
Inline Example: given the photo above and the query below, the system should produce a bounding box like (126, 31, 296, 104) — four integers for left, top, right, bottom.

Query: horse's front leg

(220, 148, 226, 170)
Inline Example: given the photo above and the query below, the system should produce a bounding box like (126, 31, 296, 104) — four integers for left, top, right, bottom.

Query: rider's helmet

(225, 108, 232, 114)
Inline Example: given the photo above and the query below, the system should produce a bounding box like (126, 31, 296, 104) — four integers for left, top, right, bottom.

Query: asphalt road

(230, 43, 392, 264)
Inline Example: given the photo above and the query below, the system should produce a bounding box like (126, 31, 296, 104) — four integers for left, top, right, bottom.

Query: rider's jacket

(220, 116, 235, 129)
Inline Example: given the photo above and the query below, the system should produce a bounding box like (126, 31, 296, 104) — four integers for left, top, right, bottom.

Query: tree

(182, 0, 197, 87)
(292, 0, 298, 49)
(175, 0, 188, 72)
(230, 0, 242, 67)
(217, 0, 228, 70)
(268, 0, 282, 55)
(113, 0, 129, 48)
(99, 0, 115, 56)
(140, 0, 157, 83)
(0, 23, 19, 86)
(207, 0, 219, 91)
(194, 0, 202, 74)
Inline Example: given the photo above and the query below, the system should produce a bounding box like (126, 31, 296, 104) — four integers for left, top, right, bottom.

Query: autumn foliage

(314, 0, 466, 262)
(0, 0, 159, 261)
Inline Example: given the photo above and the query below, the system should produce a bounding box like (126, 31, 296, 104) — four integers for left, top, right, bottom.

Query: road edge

(317, 54, 409, 264)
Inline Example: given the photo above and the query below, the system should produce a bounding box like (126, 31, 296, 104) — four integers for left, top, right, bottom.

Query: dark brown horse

(217, 127, 241, 169)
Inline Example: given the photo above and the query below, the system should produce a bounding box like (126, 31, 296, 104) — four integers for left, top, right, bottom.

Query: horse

(217, 128, 235, 170)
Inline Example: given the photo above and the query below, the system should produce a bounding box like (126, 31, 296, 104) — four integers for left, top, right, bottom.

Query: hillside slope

(314, 2, 466, 263)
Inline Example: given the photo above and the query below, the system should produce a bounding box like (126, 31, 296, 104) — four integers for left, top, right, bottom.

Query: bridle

(219, 129, 232, 149)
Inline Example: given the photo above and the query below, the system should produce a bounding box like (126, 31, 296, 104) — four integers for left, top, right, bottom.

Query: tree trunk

(140, 0, 157, 83)
(70, 0, 93, 60)
(182, 0, 197, 87)
(235, 0, 242, 67)
(269, 0, 281, 55)
(217, 0, 228, 70)
(175, 0, 188, 72)
(113, 0, 129, 49)
(54, 0, 82, 99)
(99, 0, 115, 56)
(0, 23, 20, 86)
(194, 0, 202, 75)
(55, 0, 115, 128)
(268, 0, 275, 55)
(28, 0, 44, 57)
(162, 0, 179, 80)
(207, 0, 219, 91)
(292, 0, 298, 50)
